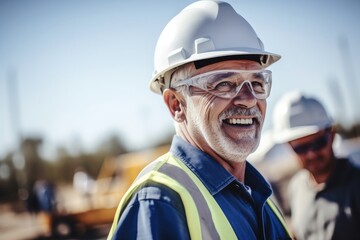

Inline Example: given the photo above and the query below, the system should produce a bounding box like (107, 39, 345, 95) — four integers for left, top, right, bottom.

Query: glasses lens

(174, 70, 271, 99)
(292, 133, 330, 154)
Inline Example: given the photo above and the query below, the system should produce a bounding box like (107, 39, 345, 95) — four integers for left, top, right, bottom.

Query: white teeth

(228, 118, 253, 125)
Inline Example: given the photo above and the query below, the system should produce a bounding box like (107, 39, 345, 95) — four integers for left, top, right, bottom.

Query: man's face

(289, 130, 334, 177)
(180, 60, 266, 163)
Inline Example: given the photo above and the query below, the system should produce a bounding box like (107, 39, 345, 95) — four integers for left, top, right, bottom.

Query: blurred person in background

(33, 178, 57, 236)
(273, 92, 360, 240)
(107, 1, 292, 239)
(73, 167, 95, 208)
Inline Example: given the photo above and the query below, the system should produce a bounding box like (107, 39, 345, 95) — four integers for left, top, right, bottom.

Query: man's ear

(163, 89, 185, 122)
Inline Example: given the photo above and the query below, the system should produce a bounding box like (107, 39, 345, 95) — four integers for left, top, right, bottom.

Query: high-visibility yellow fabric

(108, 153, 290, 239)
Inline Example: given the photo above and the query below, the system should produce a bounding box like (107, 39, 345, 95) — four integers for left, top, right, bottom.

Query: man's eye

(213, 81, 235, 92)
(252, 73, 265, 80)
(251, 81, 265, 93)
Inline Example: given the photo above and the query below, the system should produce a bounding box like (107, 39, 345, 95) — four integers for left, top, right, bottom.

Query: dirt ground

(0, 204, 46, 240)
(0, 204, 110, 240)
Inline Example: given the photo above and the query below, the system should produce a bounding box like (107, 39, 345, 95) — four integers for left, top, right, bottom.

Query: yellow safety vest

(108, 153, 291, 240)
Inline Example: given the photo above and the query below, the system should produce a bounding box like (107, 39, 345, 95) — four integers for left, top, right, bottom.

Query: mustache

(220, 107, 263, 123)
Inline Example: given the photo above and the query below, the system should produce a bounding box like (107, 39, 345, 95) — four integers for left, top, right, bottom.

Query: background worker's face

(289, 130, 335, 177)
(180, 60, 266, 163)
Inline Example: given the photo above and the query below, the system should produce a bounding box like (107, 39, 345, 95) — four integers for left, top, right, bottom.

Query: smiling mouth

(223, 118, 255, 125)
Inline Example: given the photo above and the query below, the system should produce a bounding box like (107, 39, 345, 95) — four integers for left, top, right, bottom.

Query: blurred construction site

(2, 130, 359, 240)
(0, 144, 170, 239)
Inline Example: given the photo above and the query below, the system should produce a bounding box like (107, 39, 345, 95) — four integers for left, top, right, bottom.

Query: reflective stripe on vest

(107, 153, 291, 239)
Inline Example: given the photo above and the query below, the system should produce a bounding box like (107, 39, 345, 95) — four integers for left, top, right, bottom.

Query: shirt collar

(170, 135, 272, 199)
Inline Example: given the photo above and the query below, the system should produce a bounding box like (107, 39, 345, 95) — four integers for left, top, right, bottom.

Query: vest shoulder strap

(108, 153, 291, 239)
(108, 153, 236, 240)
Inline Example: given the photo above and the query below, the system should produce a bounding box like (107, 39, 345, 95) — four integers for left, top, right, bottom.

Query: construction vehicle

(50, 145, 170, 238)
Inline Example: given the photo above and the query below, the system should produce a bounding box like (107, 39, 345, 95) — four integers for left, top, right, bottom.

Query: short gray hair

(169, 62, 196, 93)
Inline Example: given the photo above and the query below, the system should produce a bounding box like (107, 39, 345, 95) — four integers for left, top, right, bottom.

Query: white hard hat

(150, 0, 281, 94)
(272, 92, 333, 143)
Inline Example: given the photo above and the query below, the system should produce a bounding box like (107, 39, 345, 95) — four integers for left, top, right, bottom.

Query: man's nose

(232, 82, 257, 108)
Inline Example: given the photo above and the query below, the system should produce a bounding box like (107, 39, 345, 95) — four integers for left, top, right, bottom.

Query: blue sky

(1, 0, 359, 159)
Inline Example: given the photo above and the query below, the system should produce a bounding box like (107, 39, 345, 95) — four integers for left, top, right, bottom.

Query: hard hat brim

(273, 124, 332, 143)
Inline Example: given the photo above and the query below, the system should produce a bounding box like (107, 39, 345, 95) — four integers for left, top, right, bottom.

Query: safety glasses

(291, 133, 331, 155)
(172, 69, 272, 99)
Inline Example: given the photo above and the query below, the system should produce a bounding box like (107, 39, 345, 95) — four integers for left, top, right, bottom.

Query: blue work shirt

(112, 136, 290, 239)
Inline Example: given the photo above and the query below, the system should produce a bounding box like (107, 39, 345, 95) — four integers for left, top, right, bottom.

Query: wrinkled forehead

(170, 59, 262, 86)
(193, 60, 262, 76)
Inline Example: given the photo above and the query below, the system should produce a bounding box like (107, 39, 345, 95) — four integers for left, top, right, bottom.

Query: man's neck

(222, 160, 247, 182)
(311, 173, 330, 184)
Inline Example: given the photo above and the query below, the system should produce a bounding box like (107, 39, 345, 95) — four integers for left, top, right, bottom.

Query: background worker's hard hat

(273, 91, 333, 143)
(150, 0, 281, 94)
